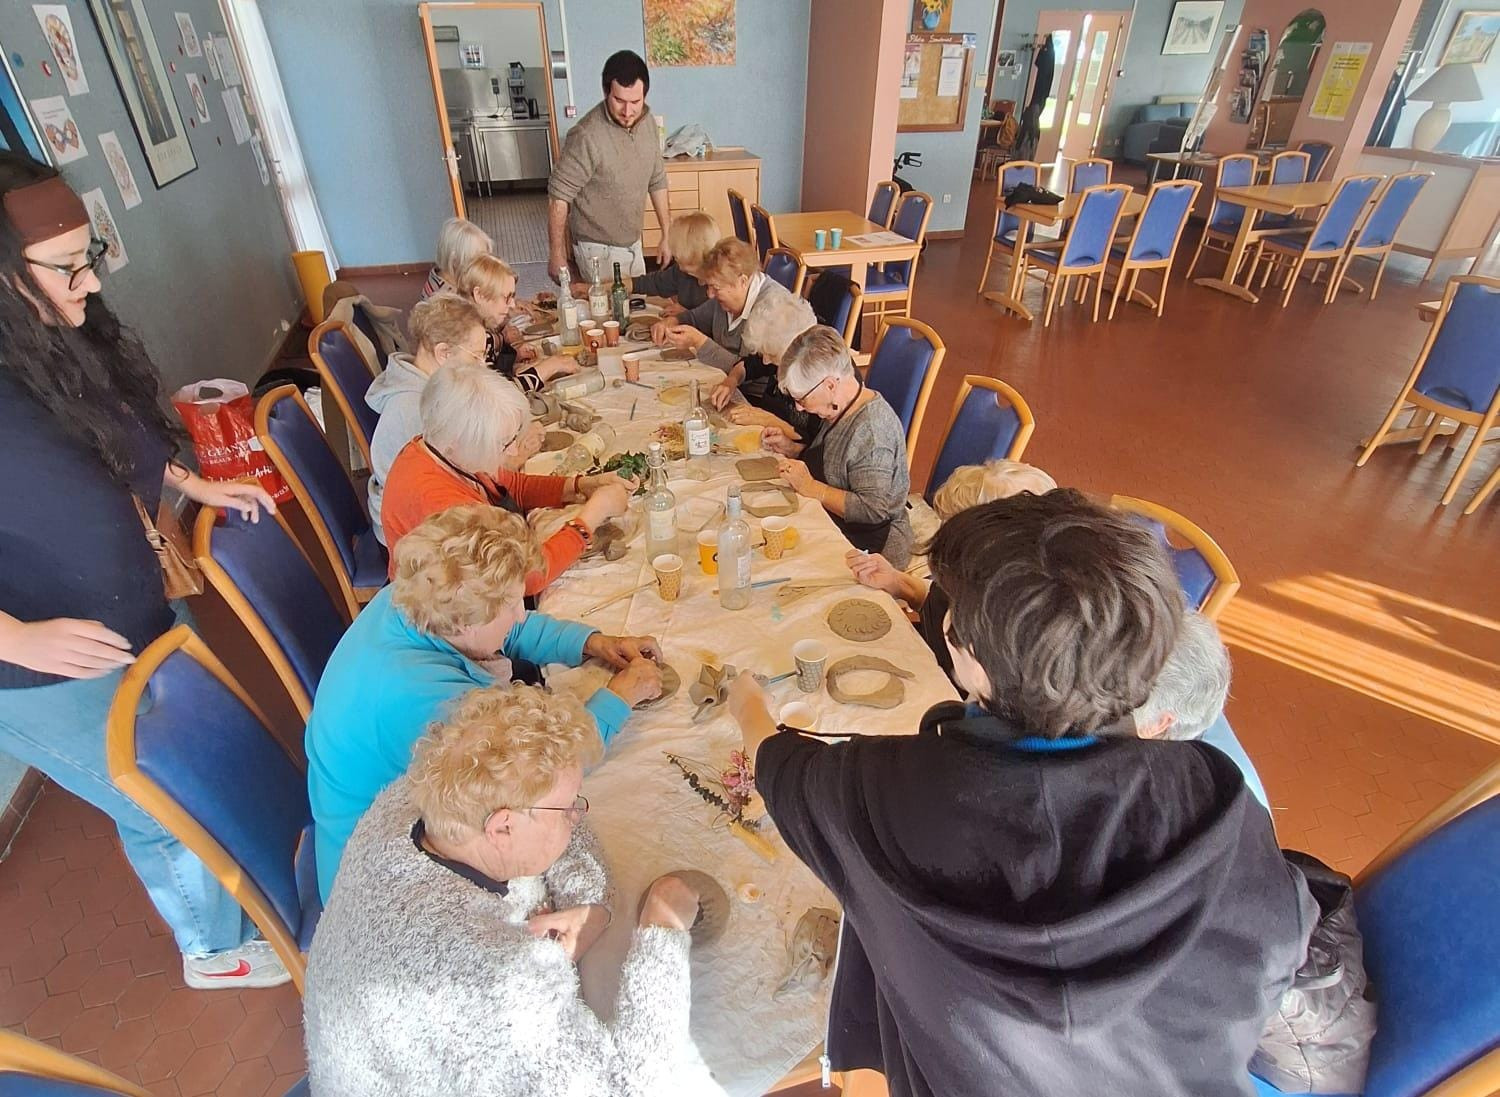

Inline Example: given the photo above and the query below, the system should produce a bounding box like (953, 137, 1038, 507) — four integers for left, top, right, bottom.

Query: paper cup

(761, 516, 789, 560)
(696, 529, 718, 575)
(653, 554, 684, 601)
(622, 352, 642, 382)
(778, 701, 817, 731)
(793, 639, 828, 693)
(602, 320, 620, 346)
(813, 229, 827, 250)
(583, 328, 604, 354)
(830, 227, 843, 248)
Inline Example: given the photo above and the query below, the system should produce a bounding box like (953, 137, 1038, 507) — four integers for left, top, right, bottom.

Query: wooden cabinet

(641, 149, 760, 252)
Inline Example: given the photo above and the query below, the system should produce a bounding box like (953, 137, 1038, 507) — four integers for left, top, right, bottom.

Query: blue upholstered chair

(763, 246, 806, 297)
(1249, 174, 1384, 307)
(1106, 178, 1201, 319)
(977, 161, 1041, 294)
(868, 180, 899, 229)
(255, 384, 387, 619)
(862, 318, 945, 467)
(1336, 172, 1430, 303)
(1068, 157, 1112, 193)
(1185, 153, 1258, 280)
(1295, 139, 1335, 182)
(808, 270, 864, 349)
(1110, 495, 1240, 619)
(349, 301, 389, 370)
(193, 505, 349, 720)
(0, 1028, 310, 1094)
(750, 202, 778, 262)
(925, 375, 1035, 501)
(727, 188, 752, 246)
(1357, 275, 1500, 508)
(863, 191, 933, 328)
(106, 626, 321, 995)
(1254, 149, 1316, 231)
(1021, 184, 1132, 325)
(309, 320, 380, 471)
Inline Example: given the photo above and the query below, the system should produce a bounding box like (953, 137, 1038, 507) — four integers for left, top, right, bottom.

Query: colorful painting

(1439, 10, 1500, 66)
(913, 0, 952, 33)
(642, 0, 736, 68)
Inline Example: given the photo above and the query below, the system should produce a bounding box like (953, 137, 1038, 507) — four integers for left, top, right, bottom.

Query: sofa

(1121, 98, 1198, 164)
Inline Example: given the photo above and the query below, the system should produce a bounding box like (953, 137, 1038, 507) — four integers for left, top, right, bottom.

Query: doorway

(1034, 10, 1129, 168)
(418, 2, 559, 267)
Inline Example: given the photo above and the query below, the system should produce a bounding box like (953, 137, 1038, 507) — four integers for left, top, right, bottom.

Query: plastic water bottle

(644, 442, 678, 562)
(718, 485, 751, 611)
(684, 379, 711, 481)
(557, 267, 580, 347)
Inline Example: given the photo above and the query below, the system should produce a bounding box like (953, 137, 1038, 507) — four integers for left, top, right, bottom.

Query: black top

(410, 819, 509, 895)
(756, 703, 1315, 1097)
(0, 368, 174, 689)
(916, 581, 954, 681)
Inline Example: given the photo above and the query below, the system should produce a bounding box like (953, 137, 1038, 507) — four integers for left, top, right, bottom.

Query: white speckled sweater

(304, 780, 692, 1096)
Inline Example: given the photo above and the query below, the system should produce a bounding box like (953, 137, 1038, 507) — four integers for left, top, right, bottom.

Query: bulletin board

(899, 32, 976, 133)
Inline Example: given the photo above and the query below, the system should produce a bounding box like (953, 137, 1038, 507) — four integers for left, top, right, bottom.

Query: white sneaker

(184, 938, 292, 990)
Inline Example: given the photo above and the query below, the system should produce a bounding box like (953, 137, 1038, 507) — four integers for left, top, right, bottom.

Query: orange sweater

(381, 438, 585, 594)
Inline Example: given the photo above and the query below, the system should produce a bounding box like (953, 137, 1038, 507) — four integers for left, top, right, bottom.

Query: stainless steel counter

(452, 116, 552, 188)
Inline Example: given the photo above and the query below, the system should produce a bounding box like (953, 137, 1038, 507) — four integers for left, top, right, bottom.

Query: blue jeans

(0, 616, 251, 956)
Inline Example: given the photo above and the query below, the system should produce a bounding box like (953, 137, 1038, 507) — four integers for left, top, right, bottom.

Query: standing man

(548, 50, 671, 283)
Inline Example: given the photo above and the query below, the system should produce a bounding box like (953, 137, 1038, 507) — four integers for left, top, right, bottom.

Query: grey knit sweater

(680, 273, 797, 371)
(809, 394, 913, 567)
(304, 780, 693, 1096)
(548, 102, 667, 248)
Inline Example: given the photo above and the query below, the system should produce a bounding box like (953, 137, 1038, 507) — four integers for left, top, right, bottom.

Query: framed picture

(86, 0, 196, 188)
(1162, 1, 1225, 56)
(1439, 10, 1500, 66)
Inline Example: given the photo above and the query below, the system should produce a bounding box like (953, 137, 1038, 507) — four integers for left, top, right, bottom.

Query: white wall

(1392, 0, 1500, 149)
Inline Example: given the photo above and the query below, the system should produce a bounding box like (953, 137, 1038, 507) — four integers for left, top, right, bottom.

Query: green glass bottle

(611, 262, 629, 326)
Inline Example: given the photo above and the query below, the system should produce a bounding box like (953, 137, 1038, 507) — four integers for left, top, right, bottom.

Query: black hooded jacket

(755, 703, 1315, 1097)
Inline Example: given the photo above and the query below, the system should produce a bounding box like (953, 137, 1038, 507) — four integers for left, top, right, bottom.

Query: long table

(530, 344, 959, 1095)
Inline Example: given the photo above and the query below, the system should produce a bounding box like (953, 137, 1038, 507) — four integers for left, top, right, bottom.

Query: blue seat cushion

(294, 823, 322, 951)
(1250, 1073, 1355, 1097)
(352, 529, 389, 590)
(862, 268, 910, 294)
(0, 1076, 135, 1095)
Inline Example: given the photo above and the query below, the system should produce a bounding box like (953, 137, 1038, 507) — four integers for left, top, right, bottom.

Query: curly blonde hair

(391, 504, 543, 637)
(408, 683, 601, 844)
(667, 211, 720, 273)
(931, 459, 1057, 521)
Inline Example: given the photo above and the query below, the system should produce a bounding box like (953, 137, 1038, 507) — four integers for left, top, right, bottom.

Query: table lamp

(1407, 63, 1484, 151)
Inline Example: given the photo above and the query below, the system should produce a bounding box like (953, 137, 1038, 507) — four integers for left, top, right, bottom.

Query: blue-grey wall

(263, 0, 810, 268)
(0, 0, 300, 390)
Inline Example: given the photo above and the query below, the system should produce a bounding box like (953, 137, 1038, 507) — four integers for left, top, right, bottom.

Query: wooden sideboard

(1356, 147, 1500, 280)
(641, 148, 760, 252)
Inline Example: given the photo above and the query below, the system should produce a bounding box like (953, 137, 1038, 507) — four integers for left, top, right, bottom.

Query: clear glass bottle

(718, 485, 751, 611)
(644, 441, 678, 562)
(611, 261, 630, 325)
(557, 266, 580, 347)
(684, 378, 711, 481)
(551, 366, 605, 402)
(588, 256, 609, 322)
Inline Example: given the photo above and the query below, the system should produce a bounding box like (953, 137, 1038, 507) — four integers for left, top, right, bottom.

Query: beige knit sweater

(548, 101, 668, 248)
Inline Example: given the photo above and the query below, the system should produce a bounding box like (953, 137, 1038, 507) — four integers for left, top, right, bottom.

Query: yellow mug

(696, 529, 718, 575)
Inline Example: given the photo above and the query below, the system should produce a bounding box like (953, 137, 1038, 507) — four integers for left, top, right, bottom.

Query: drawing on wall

(222, 88, 251, 144)
(30, 96, 88, 164)
(902, 42, 922, 99)
(203, 33, 221, 81)
(185, 72, 211, 123)
(98, 130, 142, 209)
(642, 0, 736, 67)
(1440, 10, 1500, 65)
(87, 0, 197, 187)
(34, 5, 90, 96)
(1162, 1, 1224, 56)
(174, 12, 201, 58)
(80, 188, 129, 273)
(913, 0, 952, 33)
(213, 36, 243, 87)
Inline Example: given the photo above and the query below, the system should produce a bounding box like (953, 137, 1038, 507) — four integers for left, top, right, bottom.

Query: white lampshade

(1408, 62, 1484, 104)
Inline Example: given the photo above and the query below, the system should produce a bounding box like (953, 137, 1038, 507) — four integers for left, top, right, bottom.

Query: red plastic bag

(171, 380, 291, 504)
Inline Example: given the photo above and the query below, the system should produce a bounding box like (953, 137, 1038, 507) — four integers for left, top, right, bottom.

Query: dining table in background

(1193, 179, 1342, 304)
(777, 210, 921, 289)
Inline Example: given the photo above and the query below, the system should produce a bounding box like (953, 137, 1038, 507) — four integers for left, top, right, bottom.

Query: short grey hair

(932, 460, 1058, 521)
(420, 363, 530, 473)
(740, 291, 816, 366)
(435, 217, 493, 282)
(1134, 612, 1231, 740)
(780, 325, 855, 396)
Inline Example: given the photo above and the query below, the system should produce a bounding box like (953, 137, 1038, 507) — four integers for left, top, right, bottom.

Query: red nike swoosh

(201, 960, 252, 978)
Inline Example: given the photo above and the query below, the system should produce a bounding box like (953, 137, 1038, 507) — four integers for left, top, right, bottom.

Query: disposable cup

(602, 320, 620, 346)
(813, 229, 827, 250)
(778, 701, 817, 730)
(830, 227, 843, 248)
(653, 554, 684, 601)
(761, 516, 789, 560)
(793, 639, 828, 693)
(622, 352, 642, 382)
(696, 529, 718, 575)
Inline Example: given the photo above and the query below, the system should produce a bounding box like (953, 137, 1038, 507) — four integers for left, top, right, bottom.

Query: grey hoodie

(364, 353, 430, 544)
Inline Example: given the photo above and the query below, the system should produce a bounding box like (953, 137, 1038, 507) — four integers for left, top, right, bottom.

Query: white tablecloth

(536, 346, 959, 1096)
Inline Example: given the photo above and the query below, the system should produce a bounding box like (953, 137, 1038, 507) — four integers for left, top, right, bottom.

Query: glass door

(1060, 15, 1127, 164)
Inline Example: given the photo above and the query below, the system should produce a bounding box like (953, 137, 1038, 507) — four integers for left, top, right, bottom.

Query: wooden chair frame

(1336, 171, 1433, 304)
(1356, 275, 1500, 506)
(255, 384, 383, 619)
(1107, 178, 1202, 320)
(1466, 458, 1500, 516)
(867, 317, 946, 467)
(106, 625, 309, 994)
(976, 161, 1043, 296)
(1068, 157, 1113, 192)
(865, 190, 934, 330)
(935, 374, 1036, 468)
(749, 202, 780, 255)
(763, 245, 807, 297)
(1110, 494, 1241, 619)
(0, 1029, 152, 1095)
(1248, 174, 1387, 308)
(870, 180, 900, 228)
(1185, 154, 1260, 281)
(726, 187, 752, 245)
(1022, 184, 1133, 326)
(308, 318, 379, 472)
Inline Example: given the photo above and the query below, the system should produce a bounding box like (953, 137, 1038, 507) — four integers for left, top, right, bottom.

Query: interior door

(1033, 11, 1128, 167)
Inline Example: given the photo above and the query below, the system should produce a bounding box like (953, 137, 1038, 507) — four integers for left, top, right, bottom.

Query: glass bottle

(588, 256, 609, 322)
(557, 266, 580, 347)
(684, 378, 711, 481)
(717, 485, 751, 611)
(644, 442, 678, 562)
(611, 261, 630, 325)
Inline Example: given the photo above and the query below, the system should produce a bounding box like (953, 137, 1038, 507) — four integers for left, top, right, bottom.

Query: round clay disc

(827, 598, 892, 642)
(541, 430, 573, 453)
(658, 385, 690, 407)
(635, 663, 681, 709)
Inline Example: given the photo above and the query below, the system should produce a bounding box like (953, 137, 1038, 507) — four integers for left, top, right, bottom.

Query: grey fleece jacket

(304, 779, 694, 1097)
(364, 353, 428, 544)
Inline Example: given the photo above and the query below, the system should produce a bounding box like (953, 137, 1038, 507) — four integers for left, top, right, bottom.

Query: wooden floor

(1, 180, 1496, 1095)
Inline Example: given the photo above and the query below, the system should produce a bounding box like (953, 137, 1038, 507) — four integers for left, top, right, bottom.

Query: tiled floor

(2, 177, 1496, 1093)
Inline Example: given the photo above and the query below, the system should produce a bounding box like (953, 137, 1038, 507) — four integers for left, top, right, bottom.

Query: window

(0, 44, 48, 160)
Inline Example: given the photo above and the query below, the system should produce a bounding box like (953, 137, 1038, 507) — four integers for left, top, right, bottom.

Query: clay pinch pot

(773, 907, 840, 998)
(634, 663, 681, 709)
(541, 430, 573, 453)
(637, 870, 732, 947)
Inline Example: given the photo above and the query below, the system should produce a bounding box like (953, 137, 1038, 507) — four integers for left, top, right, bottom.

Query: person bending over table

(649, 237, 799, 371)
(728, 490, 1315, 1097)
(456, 254, 577, 393)
(707, 289, 817, 442)
(307, 504, 662, 901)
(761, 325, 913, 566)
(421, 215, 492, 300)
(380, 362, 632, 590)
(306, 683, 699, 1097)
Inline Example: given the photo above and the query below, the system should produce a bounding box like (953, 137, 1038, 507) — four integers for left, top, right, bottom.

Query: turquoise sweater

(307, 587, 630, 899)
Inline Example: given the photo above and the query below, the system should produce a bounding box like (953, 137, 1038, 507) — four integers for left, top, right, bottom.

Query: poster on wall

(1440, 11, 1500, 65)
(1162, 0, 1224, 56)
(222, 88, 251, 144)
(213, 35, 244, 87)
(80, 188, 129, 273)
(98, 130, 142, 209)
(174, 12, 202, 58)
(185, 72, 211, 123)
(1308, 41, 1371, 121)
(34, 5, 90, 96)
(641, 0, 736, 67)
(29, 96, 88, 164)
(87, 0, 197, 187)
(902, 42, 921, 99)
(203, 33, 221, 81)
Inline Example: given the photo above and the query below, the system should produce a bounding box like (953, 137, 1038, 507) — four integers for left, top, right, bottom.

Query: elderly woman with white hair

(307, 683, 701, 1096)
(380, 362, 632, 592)
(763, 325, 914, 565)
(649, 237, 799, 371)
(421, 216, 493, 300)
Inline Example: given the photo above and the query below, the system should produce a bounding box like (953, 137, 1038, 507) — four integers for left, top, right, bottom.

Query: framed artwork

(1162, 1, 1225, 56)
(1439, 10, 1500, 66)
(642, 0, 736, 67)
(87, 0, 196, 187)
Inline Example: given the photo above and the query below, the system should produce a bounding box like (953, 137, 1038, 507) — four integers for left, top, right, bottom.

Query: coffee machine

(507, 61, 528, 117)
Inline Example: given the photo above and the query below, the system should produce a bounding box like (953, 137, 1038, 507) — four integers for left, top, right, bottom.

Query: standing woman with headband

(0, 152, 283, 988)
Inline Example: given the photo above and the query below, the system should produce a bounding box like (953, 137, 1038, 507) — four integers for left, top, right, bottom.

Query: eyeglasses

(494, 794, 589, 826)
(27, 237, 108, 290)
(790, 375, 833, 408)
(448, 342, 487, 366)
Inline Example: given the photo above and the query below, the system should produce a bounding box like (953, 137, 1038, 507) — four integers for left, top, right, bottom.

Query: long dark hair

(0, 151, 182, 481)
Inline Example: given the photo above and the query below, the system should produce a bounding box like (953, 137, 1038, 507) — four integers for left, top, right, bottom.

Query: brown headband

(3, 177, 90, 245)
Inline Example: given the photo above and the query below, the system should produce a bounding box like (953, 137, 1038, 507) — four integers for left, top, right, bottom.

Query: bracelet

(567, 474, 580, 499)
(564, 517, 593, 546)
